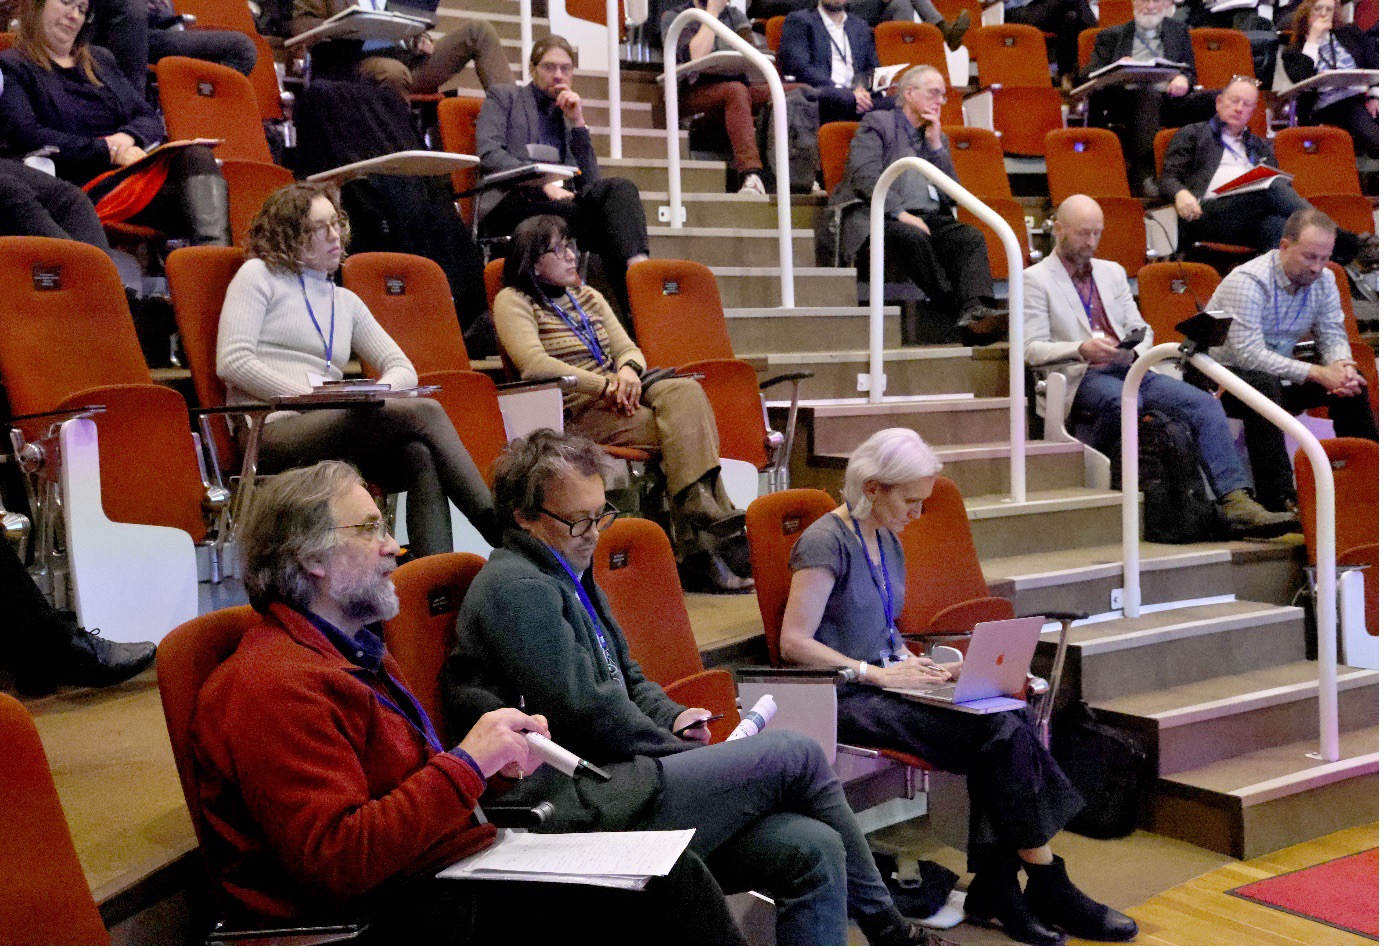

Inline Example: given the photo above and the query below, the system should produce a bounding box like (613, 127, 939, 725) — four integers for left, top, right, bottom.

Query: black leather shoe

(679, 550, 755, 594)
(965, 866, 1066, 945)
(957, 304, 1008, 346)
(17, 623, 157, 696)
(1024, 856, 1138, 942)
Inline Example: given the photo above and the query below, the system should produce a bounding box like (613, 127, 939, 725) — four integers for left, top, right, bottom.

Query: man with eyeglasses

(188, 459, 747, 943)
(826, 64, 1006, 345)
(1080, 0, 1212, 196)
(1160, 76, 1376, 270)
(443, 429, 950, 945)
(475, 35, 650, 320)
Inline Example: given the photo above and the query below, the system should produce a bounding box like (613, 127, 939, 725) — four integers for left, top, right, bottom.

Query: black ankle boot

(965, 857, 1065, 945)
(182, 173, 232, 246)
(1023, 855, 1138, 942)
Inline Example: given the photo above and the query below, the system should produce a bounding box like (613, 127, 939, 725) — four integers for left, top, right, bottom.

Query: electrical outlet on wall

(1110, 587, 1124, 611)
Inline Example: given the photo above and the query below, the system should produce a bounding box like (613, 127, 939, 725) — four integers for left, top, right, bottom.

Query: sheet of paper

(438, 828, 695, 883)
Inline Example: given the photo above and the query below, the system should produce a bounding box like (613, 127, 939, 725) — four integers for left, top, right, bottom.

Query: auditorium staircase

(420, 2, 1379, 859)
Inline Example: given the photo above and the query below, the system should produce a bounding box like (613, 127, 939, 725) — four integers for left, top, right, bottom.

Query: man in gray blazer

(475, 35, 649, 317)
(1024, 195, 1297, 535)
(826, 65, 1005, 344)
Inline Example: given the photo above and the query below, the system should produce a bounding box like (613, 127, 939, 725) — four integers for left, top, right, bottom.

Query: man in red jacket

(189, 460, 744, 943)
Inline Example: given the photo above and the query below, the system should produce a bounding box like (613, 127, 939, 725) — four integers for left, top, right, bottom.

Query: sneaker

(737, 171, 767, 195)
(1220, 488, 1300, 538)
(939, 10, 970, 50)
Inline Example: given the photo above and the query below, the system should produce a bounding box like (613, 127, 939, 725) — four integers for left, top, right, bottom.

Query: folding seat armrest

(495, 374, 579, 392)
(208, 920, 368, 944)
(735, 664, 846, 680)
(759, 371, 813, 391)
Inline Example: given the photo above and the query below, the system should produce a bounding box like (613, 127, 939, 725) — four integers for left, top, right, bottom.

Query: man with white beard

(1081, 0, 1213, 195)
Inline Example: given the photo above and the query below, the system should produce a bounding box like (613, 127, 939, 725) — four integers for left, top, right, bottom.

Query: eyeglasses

(539, 504, 619, 536)
(543, 239, 578, 259)
(535, 59, 574, 75)
(51, 0, 90, 18)
(908, 85, 948, 101)
(309, 216, 346, 239)
(334, 518, 392, 542)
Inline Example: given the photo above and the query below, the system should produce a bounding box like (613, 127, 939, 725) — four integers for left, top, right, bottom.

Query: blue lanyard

(1270, 264, 1309, 342)
(1133, 30, 1159, 59)
(543, 290, 609, 368)
(1075, 274, 1097, 325)
(299, 275, 336, 366)
(349, 668, 446, 754)
(850, 516, 904, 659)
(549, 546, 625, 686)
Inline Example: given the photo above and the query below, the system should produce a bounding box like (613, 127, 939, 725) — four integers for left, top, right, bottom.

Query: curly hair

(244, 182, 351, 274)
(1287, 0, 1345, 47)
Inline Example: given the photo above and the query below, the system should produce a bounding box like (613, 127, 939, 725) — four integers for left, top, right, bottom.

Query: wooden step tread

(647, 225, 814, 238)
(759, 347, 975, 367)
(983, 542, 1233, 591)
(1161, 726, 1379, 806)
(606, 157, 725, 170)
(710, 265, 851, 276)
(726, 305, 902, 318)
(818, 439, 1085, 464)
(1094, 662, 1377, 725)
(964, 486, 1123, 519)
(1040, 600, 1300, 653)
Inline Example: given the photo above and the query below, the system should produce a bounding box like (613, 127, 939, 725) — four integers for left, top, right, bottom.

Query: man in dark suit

(1081, 0, 1213, 195)
(750, 0, 970, 50)
(777, 0, 892, 124)
(475, 35, 649, 317)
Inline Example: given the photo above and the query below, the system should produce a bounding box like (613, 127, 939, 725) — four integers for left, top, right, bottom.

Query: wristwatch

(840, 660, 869, 682)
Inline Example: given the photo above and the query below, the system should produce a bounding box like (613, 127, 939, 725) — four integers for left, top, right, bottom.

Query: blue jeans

(645, 730, 894, 945)
(1072, 364, 1249, 498)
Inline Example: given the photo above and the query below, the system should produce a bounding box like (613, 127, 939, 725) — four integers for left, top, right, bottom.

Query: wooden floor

(1112, 824, 1379, 946)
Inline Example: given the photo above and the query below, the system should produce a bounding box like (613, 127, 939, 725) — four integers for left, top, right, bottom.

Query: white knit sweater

(216, 258, 417, 406)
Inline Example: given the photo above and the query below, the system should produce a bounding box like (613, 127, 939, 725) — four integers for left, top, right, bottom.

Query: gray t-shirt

(788, 513, 906, 664)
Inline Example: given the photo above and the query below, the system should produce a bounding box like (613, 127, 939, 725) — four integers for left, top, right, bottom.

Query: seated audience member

(1081, 0, 1214, 196)
(291, 0, 513, 101)
(216, 182, 498, 557)
(189, 459, 746, 944)
(777, 0, 892, 124)
(476, 35, 649, 318)
(662, 0, 800, 195)
(1159, 76, 1374, 268)
(827, 65, 1006, 344)
(2, 534, 155, 695)
(0, 0, 231, 246)
(443, 428, 948, 946)
(146, 0, 257, 77)
(1280, 0, 1378, 155)
(495, 216, 752, 593)
(1002, 0, 1095, 82)
(1203, 207, 1379, 512)
(778, 427, 1140, 946)
(1024, 195, 1298, 534)
(750, 0, 971, 50)
(0, 155, 112, 252)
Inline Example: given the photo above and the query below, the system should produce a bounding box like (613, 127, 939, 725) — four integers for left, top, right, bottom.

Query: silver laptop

(885, 615, 1044, 714)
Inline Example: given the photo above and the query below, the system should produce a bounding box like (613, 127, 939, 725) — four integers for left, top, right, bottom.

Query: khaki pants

(357, 20, 515, 99)
(568, 376, 719, 497)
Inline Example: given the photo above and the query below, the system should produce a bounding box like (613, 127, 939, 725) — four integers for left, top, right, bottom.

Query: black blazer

(1281, 23, 1378, 83)
(777, 7, 879, 90)
(1158, 115, 1277, 201)
(1083, 17, 1197, 85)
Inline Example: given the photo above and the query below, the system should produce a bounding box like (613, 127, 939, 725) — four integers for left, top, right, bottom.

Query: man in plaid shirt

(1204, 207, 1378, 511)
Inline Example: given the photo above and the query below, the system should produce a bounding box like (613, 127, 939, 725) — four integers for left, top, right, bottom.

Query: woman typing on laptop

(778, 428, 1138, 947)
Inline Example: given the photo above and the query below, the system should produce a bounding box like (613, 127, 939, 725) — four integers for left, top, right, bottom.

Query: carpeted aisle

(1229, 848, 1379, 940)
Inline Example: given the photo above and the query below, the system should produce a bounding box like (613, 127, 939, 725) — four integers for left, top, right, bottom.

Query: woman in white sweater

(217, 182, 497, 556)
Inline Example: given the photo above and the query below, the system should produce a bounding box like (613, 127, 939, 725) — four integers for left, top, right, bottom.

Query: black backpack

(1133, 407, 1228, 544)
(1051, 702, 1148, 840)
(755, 87, 822, 194)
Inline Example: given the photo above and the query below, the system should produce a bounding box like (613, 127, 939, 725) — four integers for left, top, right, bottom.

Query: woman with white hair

(779, 428, 1138, 947)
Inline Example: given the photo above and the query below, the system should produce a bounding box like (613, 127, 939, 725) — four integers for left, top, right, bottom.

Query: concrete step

(759, 347, 1003, 400)
(647, 226, 816, 268)
(580, 98, 659, 130)
(1094, 661, 1378, 776)
(729, 308, 904, 356)
(435, 0, 524, 17)
(804, 439, 1088, 500)
(642, 192, 822, 229)
(589, 126, 689, 160)
(433, 7, 551, 42)
(966, 487, 1128, 561)
(711, 266, 856, 309)
(572, 69, 663, 103)
(1043, 600, 1307, 704)
(1149, 725, 1378, 858)
(804, 396, 1014, 455)
(605, 157, 726, 194)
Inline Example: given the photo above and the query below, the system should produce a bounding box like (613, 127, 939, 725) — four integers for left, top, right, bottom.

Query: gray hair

(842, 428, 943, 519)
(896, 64, 944, 101)
(491, 428, 608, 532)
(239, 461, 364, 613)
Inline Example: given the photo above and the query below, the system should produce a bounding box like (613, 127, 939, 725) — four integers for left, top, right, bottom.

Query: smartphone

(1117, 327, 1147, 350)
(674, 713, 725, 736)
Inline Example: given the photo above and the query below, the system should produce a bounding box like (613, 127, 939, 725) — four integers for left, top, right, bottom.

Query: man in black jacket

(777, 1, 891, 123)
(1081, 0, 1213, 195)
(442, 429, 946, 946)
(1159, 76, 1372, 267)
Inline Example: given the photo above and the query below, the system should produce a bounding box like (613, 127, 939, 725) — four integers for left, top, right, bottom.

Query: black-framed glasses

(539, 504, 619, 536)
(544, 239, 578, 259)
(334, 518, 391, 542)
(309, 215, 347, 239)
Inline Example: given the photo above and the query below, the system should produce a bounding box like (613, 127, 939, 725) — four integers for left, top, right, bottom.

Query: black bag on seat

(1051, 702, 1147, 840)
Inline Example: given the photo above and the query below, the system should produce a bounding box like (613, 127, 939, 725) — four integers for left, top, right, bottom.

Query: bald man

(1024, 196, 1298, 537)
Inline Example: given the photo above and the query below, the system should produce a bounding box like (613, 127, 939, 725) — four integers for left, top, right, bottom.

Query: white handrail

(606, 0, 622, 158)
(1120, 343, 1339, 762)
(520, 0, 532, 81)
(868, 156, 1026, 503)
(662, 9, 794, 307)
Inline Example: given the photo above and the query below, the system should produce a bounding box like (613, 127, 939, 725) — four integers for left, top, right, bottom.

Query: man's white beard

(1134, 10, 1166, 30)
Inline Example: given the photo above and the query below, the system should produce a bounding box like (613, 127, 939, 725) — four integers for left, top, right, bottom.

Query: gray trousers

(641, 730, 895, 945)
(258, 399, 498, 556)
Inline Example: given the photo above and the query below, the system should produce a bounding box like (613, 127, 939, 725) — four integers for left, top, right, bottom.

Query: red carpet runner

(1229, 848, 1379, 939)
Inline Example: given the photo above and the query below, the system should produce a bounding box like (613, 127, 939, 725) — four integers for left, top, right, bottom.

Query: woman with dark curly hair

(0, 0, 230, 244)
(1280, 0, 1378, 154)
(217, 182, 498, 556)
